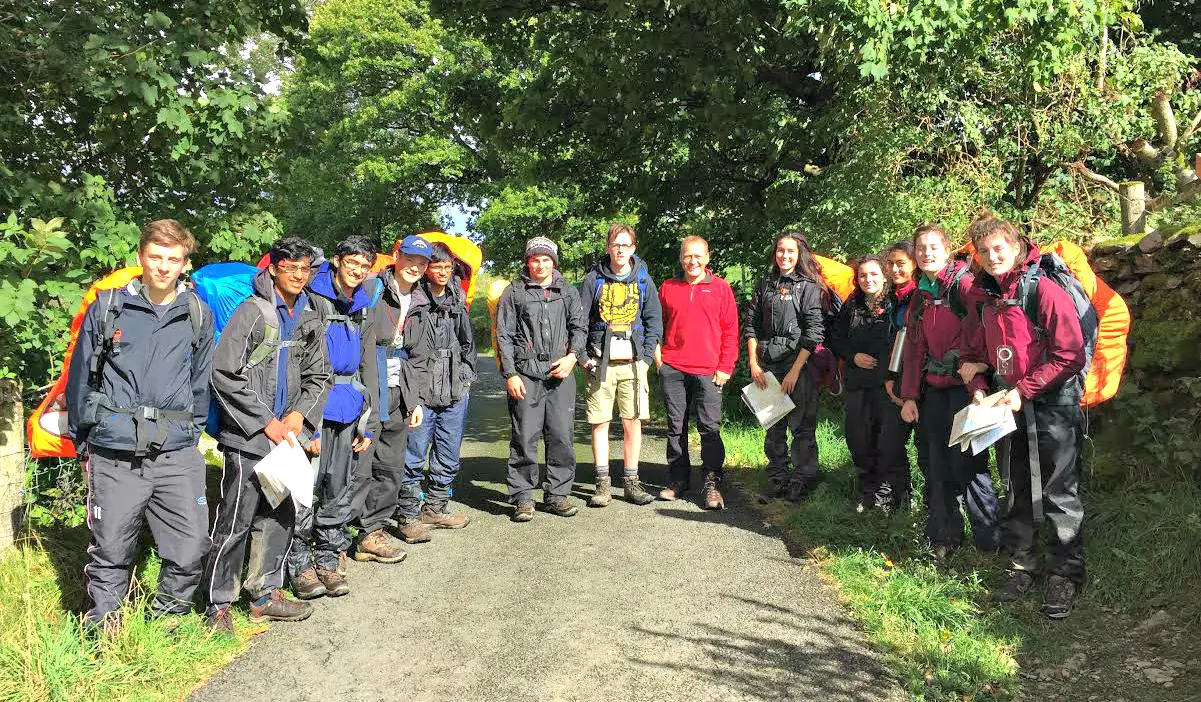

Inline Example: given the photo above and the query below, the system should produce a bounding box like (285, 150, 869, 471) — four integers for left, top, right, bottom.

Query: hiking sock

(595, 463, 610, 478)
(623, 465, 638, 479)
(252, 593, 271, 607)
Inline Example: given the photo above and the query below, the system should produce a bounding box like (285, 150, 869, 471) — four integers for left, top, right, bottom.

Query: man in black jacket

(400, 242, 476, 534)
(496, 237, 587, 522)
(66, 219, 216, 633)
(203, 237, 331, 633)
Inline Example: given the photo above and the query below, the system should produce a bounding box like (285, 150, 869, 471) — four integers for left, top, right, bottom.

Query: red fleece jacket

(659, 271, 740, 376)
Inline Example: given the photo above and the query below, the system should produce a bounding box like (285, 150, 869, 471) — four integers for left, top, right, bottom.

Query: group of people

(67, 212, 1089, 640)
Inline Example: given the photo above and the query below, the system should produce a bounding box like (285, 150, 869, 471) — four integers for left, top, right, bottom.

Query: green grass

(0, 527, 254, 702)
(721, 411, 1201, 701)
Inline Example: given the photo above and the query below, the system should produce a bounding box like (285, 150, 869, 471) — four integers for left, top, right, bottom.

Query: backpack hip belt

(923, 350, 960, 377)
(90, 393, 193, 456)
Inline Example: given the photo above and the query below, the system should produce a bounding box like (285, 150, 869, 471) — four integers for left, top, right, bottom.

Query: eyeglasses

(275, 264, 312, 275)
(609, 242, 634, 250)
(339, 261, 372, 273)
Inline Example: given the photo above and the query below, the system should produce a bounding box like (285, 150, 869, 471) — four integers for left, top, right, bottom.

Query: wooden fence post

(0, 380, 24, 551)
(1120, 181, 1147, 235)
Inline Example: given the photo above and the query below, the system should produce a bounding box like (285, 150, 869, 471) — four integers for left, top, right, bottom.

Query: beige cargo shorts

(586, 360, 650, 424)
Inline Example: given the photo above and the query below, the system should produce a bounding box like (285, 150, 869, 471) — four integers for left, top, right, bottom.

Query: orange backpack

(27, 267, 144, 459)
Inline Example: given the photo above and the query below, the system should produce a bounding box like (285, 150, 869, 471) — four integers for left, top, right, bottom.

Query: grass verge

(0, 526, 254, 702)
(722, 412, 1201, 701)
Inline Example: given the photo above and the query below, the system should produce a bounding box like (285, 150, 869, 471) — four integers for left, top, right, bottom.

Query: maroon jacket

(899, 261, 974, 400)
(962, 243, 1086, 401)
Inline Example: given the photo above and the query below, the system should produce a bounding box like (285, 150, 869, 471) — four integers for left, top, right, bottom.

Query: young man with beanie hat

(580, 223, 663, 507)
(286, 235, 381, 599)
(400, 241, 476, 533)
(495, 237, 588, 521)
(353, 234, 435, 560)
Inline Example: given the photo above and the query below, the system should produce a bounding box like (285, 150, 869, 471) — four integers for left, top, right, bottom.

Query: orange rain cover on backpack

(958, 239, 1130, 407)
(485, 278, 511, 372)
(386, 230, 483, 307)
(1042, 240, 1130, 407)
(27, 266, 143, 459)
(813, 254, 855, 301)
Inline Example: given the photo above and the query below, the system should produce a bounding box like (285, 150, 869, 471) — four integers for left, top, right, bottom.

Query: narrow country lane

(191, 362, 902, 702)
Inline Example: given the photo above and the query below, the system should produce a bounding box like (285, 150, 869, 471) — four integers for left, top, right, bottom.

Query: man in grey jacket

(203, 237, 331, 633)
(66, 219, 216, 633)
(496, 237, 587, 522)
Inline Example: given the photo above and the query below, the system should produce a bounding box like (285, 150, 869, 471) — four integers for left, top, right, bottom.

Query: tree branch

(1179, 108, 1201, 146)
(1152, 89, 1177, 153)
(1071, 161, 1120, 193)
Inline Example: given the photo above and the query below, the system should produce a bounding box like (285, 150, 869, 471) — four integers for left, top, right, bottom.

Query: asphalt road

(191, 363, 902, 702)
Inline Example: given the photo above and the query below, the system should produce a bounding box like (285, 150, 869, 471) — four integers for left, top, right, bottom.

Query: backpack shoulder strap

(89, 288, 124, 388)
(245, 296, 281, 369)
(186, 291, 204, 349)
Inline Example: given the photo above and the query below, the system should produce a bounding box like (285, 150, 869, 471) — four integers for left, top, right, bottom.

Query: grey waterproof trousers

(506, 373, 577, 503)
(83, 445, 209, 624)
(288, 419, 369, 575)
(202, 447, 296, 611)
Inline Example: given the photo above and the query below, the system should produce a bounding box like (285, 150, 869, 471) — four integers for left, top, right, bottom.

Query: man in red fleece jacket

(654, 235, 740, 509)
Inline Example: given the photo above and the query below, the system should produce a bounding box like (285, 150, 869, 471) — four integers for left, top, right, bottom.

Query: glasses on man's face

(339, 261, 372, 273)
(609, 242, 634, 251)
(276, 264, 312, 276)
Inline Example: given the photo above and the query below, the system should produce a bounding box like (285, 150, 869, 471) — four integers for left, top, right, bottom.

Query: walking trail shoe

(396, 519, 433, 544)
(207, 607, 235, 635)
(420, 505, 471, 528)
(512, 500, 536, 522)
(782, 478, 814, 504)
(623, 477, 655, 506)
(544, 496, 579, 517)
(290, 567, 327, 600)
(316, 567, 350, 597)
(589, 476, 613, 507)
(658, 480, 689, 501)
(993, 570, 1035, 602)
(249, 589, 313, 623)
(337, 551, 348, 577)
(353, 529, 408, 563)
(703, 477, 725, 510)
(1041, 575, 1077, 619)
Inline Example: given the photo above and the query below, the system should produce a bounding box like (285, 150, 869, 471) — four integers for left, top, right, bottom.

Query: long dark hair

(850, 254, 891, 310)
(772, 230, 831, 304)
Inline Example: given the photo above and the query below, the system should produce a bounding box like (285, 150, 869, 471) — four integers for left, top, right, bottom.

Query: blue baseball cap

(396, 234, 433, 260)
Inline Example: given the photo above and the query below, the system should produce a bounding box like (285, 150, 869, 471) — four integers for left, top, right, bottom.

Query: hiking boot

(85, 612, 122, 640)
(932, 543, 956, 562)
(353, 529, 408, 564)
(512, 500, 535, 522)
(249, 589, 313, 623)
(782, 478, 814, 504)
(290, 567, 327, 600)
(395, 519, 433, 544)
(316, 567, 350, 597)
(1041, 575, 1077, 619)
(206, 607, 235, 635)
(337, 551, 348, 577)
(623, 477, 655, 506)
(658, 480, 689, 501)
(703, 473, 725, 510)
(420, 504, 470, 528)
(589, 476, 613, 507)
(544, 496, 579, 517)
(758, 481, 787, 504)
(993, 570, 1035, 603)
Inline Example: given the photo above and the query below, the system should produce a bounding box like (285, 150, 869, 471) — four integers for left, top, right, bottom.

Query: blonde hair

(139, 219, 196, 256)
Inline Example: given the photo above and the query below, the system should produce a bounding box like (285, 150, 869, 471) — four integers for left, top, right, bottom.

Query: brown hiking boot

(658, 480, 689, 501)
(512, 500, 536, 522)
(703, 474, 725, 510)
(206, 607, 235, 635)
(623, 477, 655, 506)
(589, 476, 612, 507)
(353, 529, 408, 563)
(544, 496, 578, 517)
(316, 567, 350, 597)
(290, 567, 327, 600)
(249, 589, 313, 623)
(336, 551, 348, 577)
(395, 519, 432, 544)
(420, 504, 470, 529)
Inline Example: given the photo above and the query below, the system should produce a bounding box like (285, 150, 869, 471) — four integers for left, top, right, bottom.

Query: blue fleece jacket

(309, 261, 375, 425)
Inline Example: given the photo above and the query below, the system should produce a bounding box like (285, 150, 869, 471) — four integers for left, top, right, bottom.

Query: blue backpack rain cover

(192, 262, 259, 435)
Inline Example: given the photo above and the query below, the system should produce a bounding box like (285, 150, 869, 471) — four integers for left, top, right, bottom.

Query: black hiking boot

(623, 477, 655, 506)
(993, 570, 1035, 603)
(1041, 575, 1077, 619)
(782, 477, 814, 504)
(758, 480, 787, 504)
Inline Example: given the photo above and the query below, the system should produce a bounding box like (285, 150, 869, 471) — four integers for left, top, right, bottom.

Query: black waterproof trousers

(919, 386, 999, 551)
(764, 365, 819, 491)
(844, 386, 911, 508)
(202, 447, 295, 611)
(288, 419, 368, 575)
(83, 445, 209, 623)
(1002, 401, 1086, 584)
(659, 363, 725, 485)
(506, 373, 577, 503)
(357, 386, 409, 535)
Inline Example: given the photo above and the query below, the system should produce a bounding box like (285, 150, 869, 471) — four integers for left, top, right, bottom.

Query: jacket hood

(594, 254, 647, 283)
(252, 267, 276, 301)
(891, 280, 917, 303)
(425, 275, 465, 312)
(309, 261, 374, 314)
